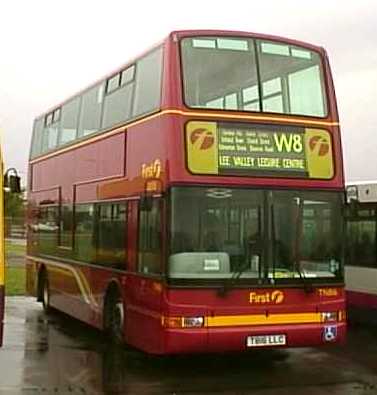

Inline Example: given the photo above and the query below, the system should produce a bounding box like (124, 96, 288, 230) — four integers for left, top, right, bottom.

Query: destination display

(218, 126, 306, 176)
(186, 121, 334, 180)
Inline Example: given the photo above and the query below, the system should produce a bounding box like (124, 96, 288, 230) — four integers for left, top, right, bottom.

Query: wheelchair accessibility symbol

(323, 325, 337, 342)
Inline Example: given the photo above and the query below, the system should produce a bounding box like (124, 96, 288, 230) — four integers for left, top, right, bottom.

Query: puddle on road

(1, 298, 377, 395)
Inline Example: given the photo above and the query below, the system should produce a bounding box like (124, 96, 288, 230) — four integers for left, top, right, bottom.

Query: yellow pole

(0, 143, 4, 289)
(0, 136, 4, 347)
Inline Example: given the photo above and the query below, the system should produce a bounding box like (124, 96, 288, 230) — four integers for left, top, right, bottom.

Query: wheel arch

(102, 278, 124, 330)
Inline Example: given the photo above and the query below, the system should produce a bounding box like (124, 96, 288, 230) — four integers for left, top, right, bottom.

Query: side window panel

(59, 97, 81, 145)
(30, 118, 44, 158)
(74, 204, 95, 262)
(59, 205, 73, 250)
(138, 199, 162, 275)
(33, 201, 128, 269)
(32, 46, 163, 156)
(133, 47, 163, 117)
(42, 120, 59, 152)
(77, 83, 104, 138)
(95, 202, 127, 268)
(36, 206, 59, 255)
(102, 83, 134, 130)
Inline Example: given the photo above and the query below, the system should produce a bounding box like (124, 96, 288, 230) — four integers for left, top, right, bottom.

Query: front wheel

(104, 290, 125, 344)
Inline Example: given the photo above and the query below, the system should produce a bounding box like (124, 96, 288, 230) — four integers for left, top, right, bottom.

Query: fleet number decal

(318, 288, 338, 297)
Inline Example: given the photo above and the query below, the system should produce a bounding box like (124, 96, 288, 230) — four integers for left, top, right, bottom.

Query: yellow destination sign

(186, 121, 333, 179)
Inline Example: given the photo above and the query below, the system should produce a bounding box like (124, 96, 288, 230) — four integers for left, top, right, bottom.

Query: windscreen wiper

(293, 196, 313, 294)
(217, 260, 250, 297)
(295, 264, 314, 294)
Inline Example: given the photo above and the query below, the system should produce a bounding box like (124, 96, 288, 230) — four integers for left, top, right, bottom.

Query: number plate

(247, 334, 286, 347)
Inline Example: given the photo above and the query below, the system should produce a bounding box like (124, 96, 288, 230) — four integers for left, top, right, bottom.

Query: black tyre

(104, 289, 125, 344)
(41, 272, 51, 313)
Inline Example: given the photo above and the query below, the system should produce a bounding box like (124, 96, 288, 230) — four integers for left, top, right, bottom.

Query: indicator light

(321, 311, 337, 323)
(338, 310, 346, 322)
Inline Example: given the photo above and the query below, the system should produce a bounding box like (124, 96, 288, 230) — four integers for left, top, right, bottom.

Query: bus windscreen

(169, 187, 343, 283)
(181, 36, 327, 117)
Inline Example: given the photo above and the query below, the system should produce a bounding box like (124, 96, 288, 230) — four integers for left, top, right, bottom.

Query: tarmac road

(0, 297, 376, 395)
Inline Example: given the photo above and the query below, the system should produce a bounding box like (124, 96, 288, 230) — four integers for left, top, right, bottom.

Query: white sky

(1, 0, 377, 183)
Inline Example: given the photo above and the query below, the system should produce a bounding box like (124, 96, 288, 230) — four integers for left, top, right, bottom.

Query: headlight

(182, 317, 204, 328)
(321, 312, 337, 323)
(162, 316, 205, 328)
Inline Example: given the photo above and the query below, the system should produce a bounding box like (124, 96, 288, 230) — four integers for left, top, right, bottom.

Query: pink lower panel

(347, 290, 377, 310)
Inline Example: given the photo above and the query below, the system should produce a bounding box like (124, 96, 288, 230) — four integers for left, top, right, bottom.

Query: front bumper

(163, 322, 346, 354)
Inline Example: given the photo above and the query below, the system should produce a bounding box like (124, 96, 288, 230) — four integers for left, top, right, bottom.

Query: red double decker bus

(26, 30, 346, 354)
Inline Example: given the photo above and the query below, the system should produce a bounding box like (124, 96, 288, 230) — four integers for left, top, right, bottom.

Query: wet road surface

(1, 297, 377, 394)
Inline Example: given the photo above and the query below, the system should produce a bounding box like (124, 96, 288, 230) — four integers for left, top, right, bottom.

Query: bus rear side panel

(345, 183, 377, 324)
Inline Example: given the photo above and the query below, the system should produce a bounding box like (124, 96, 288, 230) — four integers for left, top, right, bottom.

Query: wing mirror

(4, 168, 21, 193)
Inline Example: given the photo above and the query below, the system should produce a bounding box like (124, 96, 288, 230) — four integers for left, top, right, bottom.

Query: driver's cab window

(138, 199, 162, 275)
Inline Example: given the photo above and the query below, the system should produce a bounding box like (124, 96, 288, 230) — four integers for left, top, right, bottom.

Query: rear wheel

(41, 272, 51, 313)
(104, 289, 125, 344)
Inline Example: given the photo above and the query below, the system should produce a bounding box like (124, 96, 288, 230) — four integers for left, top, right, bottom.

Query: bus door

(127, 197, 163, 352)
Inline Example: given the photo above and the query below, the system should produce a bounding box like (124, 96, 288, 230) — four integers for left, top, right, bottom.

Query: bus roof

(170, 29, 325, 53)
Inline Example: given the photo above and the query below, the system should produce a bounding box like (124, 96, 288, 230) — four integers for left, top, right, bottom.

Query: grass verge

(5, 266, 26, 296)
(4, 240, 26, 296)
(5, 241, 26, 256)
